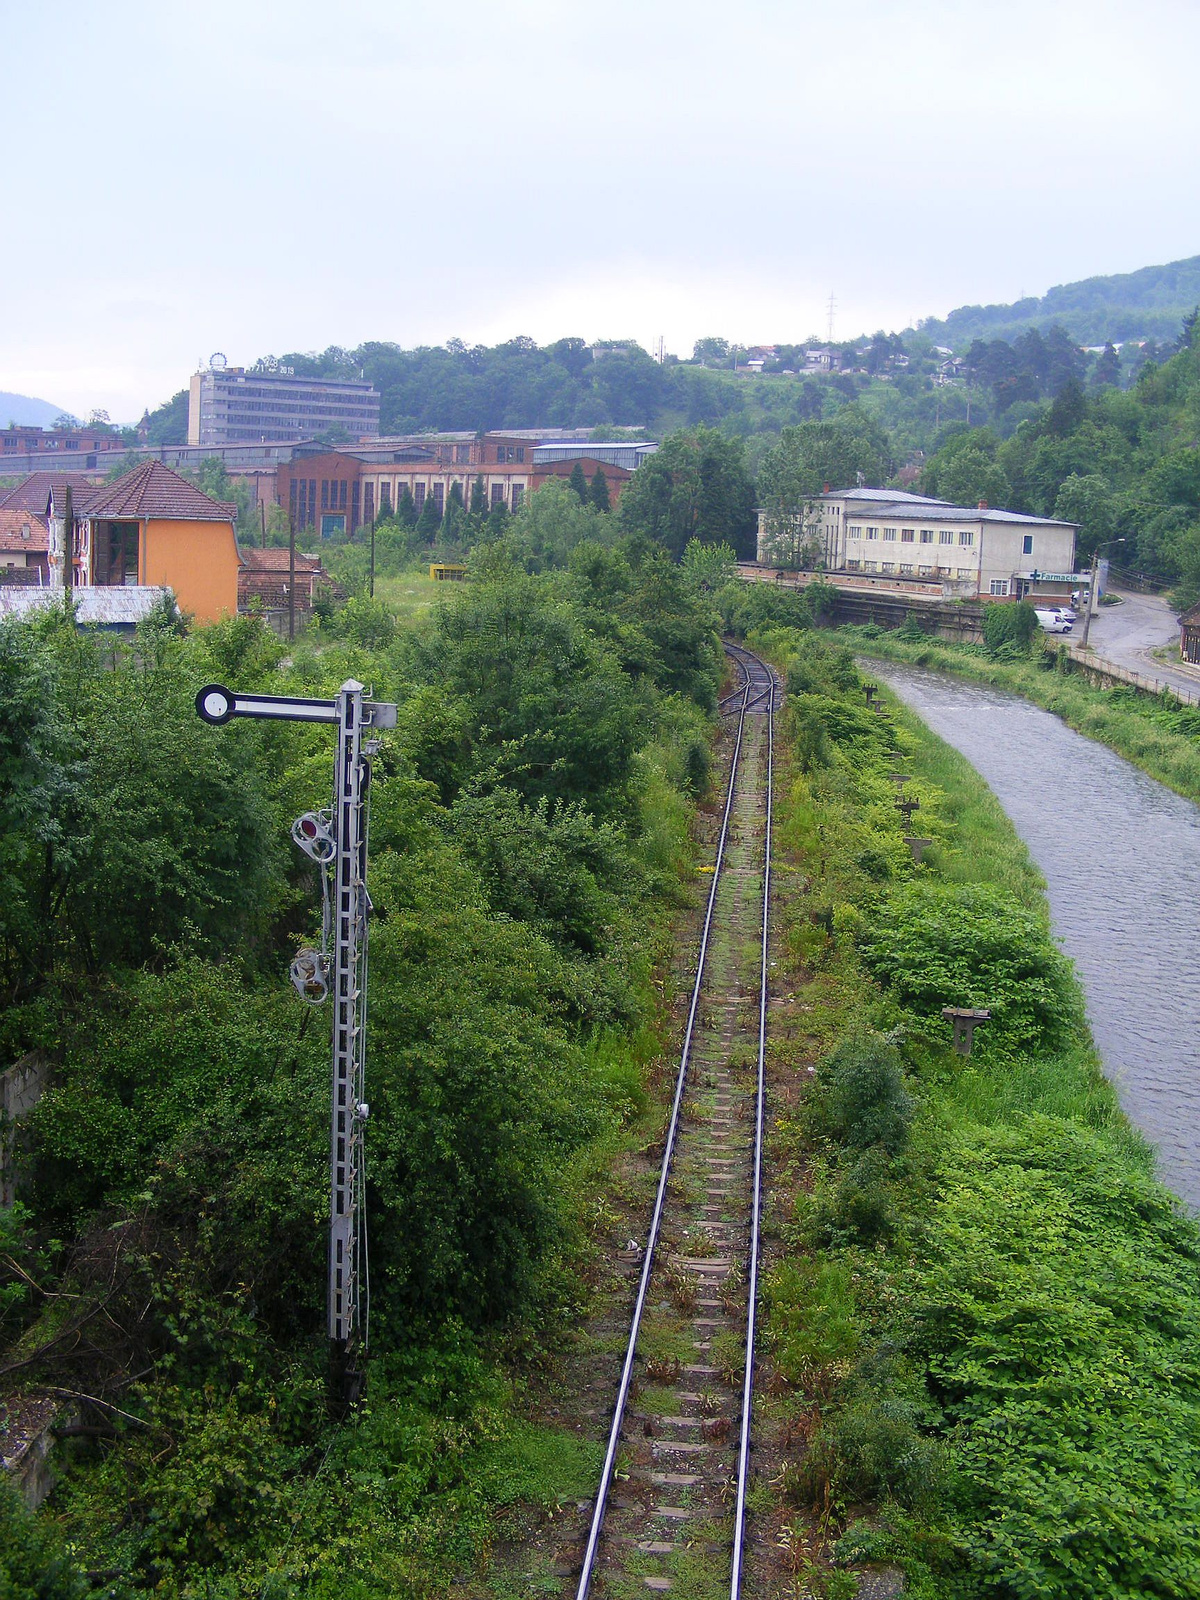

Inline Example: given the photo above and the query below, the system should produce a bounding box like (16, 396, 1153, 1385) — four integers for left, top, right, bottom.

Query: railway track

(574, 642, 778, 1600)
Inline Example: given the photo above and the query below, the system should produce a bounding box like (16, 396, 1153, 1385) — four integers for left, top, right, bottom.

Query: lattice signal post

(195, 680, 396, 1402)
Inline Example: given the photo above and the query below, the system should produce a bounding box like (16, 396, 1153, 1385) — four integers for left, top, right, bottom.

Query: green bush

(981, 598, 1037, 653)
(815, 1034, 913, 1155)
(858, 881, 1079, 1052)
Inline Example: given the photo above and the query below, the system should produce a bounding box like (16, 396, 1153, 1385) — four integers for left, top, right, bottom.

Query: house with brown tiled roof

(41, 462, 242, 624)
(238, 546, 335, 613)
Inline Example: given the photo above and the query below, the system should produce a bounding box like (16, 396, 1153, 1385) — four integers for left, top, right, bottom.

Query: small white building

(757, 487, 1077, 603)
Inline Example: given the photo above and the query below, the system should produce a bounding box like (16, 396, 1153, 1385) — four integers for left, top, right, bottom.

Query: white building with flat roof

(757, 487, 1078, 602)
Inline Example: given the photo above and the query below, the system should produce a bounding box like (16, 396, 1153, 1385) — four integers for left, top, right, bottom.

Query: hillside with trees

(917, 253, 1200, 349)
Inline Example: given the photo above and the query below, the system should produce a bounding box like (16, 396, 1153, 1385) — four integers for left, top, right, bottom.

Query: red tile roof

(0, 471, 104, 513)
(0, 509, 49, 552)
(78, 461, 237, 522)
(240, 547, 324, 573)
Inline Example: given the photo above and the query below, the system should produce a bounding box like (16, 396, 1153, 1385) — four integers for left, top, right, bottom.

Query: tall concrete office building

(188, 360, 380, 446)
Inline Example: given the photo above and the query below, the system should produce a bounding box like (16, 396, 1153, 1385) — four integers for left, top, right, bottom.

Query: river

(873, 661, 1200, 1212)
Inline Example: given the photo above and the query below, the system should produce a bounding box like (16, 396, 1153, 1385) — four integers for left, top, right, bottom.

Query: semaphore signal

(196, 678, 397, 1405)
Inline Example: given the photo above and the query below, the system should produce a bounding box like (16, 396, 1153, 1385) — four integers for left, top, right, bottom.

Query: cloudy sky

(3, 0, 1199, 421)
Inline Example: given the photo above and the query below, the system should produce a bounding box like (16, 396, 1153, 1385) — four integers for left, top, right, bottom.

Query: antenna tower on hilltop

(826, 292, 837, 343)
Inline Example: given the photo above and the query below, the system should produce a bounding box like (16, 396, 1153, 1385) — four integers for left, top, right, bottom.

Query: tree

(569, 462, 590, 504)
(415, 491, 441, 540)
(682, 539, 737, 592)
(441, 481, 465, 543)
(619, 428, 756, 560)
(590, 468, 610, 513)
(470, 474, 488, 516)
(396, 486, 417, 529)
(692, 337, 730, 367)
(1053, 474, 1115, 563)
(922, 430, 1012, 509)
(757, 417, 889, 566)
(1091, 342, 1121, 389)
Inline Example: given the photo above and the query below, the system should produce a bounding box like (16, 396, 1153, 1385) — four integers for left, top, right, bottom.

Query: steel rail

(574, 649, 758, 1600)
(729, 651, 775, 1599)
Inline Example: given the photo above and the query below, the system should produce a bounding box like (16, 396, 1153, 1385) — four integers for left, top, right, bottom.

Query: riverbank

(750, 623, 1200, 1600)
(830, 625, 1200, 807)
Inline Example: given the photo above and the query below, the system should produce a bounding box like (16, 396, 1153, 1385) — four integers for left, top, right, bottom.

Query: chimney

(823, 482, 831, 494)
(978, 498, 988, 509)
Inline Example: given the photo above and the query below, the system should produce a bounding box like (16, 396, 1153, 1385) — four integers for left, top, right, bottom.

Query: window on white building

(865, 526, 878, 540)
(990, 579, 1011, 596)
(1022, 534, 1034, 555)
(847, 559, 861, 570)
(958, 531, 975, 547)
(957, 567, 973, 579)
(919, 529, 934, 544)
(883, 527, 897, 541)
(900, 563, 914, 575)
(901, 528, 915, 543)
(863, 560, 878, 572)
(939, 530, 954, 545)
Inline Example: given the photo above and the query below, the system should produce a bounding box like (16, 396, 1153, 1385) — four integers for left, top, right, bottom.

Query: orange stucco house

(53, 462, 242, 624)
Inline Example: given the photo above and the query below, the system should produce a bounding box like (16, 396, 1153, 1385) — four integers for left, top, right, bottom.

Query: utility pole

(826, 291, 836, 343)
(260, 500, 267, 549)
(195, 679, 397, 1407)
(1080, 538, 1125, 649)
(288, 512, 296, 641)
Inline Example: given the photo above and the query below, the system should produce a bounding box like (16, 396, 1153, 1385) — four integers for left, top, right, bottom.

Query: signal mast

(196, 679, 396, 1402)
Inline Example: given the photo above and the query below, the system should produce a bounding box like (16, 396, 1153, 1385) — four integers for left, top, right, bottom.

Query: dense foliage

(0, 514, 725, 1595)
(754, 624, 1200, 1600)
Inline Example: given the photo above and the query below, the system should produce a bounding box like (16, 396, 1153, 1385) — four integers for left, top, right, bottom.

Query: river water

(873, 662, 1200, 1211)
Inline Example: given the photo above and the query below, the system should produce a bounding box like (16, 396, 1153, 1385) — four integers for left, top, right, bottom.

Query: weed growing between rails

(832, 623, 1200, 807)
(742, 623, 1200, 1600)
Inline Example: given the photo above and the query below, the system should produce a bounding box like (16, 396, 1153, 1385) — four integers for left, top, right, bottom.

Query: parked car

(1035, 608, 1073, 633)
(1052, 605, 1077, 623)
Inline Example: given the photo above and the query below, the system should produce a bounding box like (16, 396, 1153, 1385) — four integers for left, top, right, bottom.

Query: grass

(835, 625, 1200, 806)
(748, 625, 1200, 1599)
(372, 564, 453, 625)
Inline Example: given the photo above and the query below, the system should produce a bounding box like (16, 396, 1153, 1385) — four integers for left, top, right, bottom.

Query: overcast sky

(3, 0, 1199, 421)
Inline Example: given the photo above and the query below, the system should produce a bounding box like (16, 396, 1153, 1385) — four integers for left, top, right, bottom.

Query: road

(1080, 587, 1200, 700)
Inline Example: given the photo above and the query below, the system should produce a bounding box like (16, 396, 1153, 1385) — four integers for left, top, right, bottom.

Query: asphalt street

(1080, 588, 1200, 700)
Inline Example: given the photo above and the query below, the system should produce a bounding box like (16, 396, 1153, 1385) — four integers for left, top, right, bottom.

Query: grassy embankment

(747, 622, 1200, 1600)
(828, 623, 1200, 806)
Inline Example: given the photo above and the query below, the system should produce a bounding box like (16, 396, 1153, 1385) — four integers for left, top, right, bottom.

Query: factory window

(863, 560, 878, 572)
(899, 563, 914, 575)
(958, 530, 975, 547)
(491, 483, 506, 509)
(901, 528, 915, 543)
(511, 484, 524, 511)
(414, 483, 425, 510)
(433, 482, 445, 515)
(846, 559, 861, 570)
(939, 530, 954, 545)
(919, 529, 934, 543)
(883, 527, 896, 541)
(865, 525, 878, 540)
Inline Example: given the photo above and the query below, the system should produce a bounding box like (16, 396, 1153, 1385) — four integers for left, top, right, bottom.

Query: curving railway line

(574, 641, 778, 1600)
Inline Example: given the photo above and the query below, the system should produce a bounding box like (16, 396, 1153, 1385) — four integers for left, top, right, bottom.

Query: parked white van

(1035, 608, 1073, 633)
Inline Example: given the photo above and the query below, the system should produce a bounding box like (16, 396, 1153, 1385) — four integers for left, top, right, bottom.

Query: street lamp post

(1080, 538, 1126, 650)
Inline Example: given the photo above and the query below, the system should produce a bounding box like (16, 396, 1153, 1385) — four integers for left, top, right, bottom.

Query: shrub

(981, 599, 1037, 653)
(816, 1034, 913, 1155)
(858, 881, 1078, 1052)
